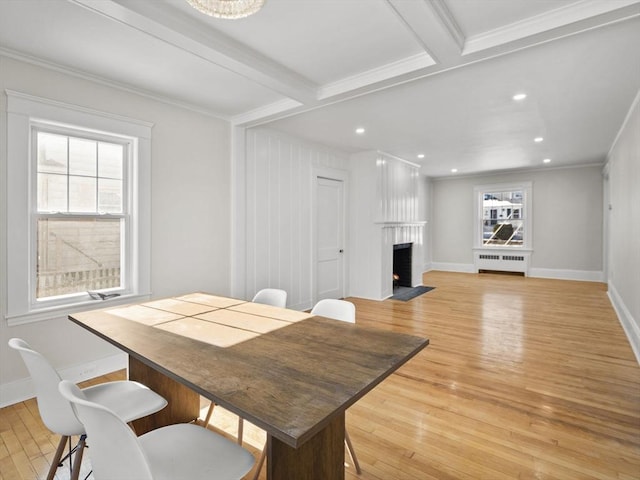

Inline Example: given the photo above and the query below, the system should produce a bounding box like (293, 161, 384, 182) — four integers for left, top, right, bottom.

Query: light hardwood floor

(1, 271, 639, 479)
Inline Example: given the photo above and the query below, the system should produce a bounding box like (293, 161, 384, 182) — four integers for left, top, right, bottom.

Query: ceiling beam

(385, 0, 464, 65)
(69, 0, 319, 104)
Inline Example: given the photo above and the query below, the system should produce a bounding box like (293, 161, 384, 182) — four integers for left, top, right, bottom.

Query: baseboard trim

(528, 268, 604, 282)
(426, 264, 605, 282)
(608, 283, 640, 365)
(428, 262, 476, 273)
(0, 352, 127, 408)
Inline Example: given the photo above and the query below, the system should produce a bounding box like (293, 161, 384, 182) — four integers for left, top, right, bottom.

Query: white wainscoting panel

(245, 128, 349, 311)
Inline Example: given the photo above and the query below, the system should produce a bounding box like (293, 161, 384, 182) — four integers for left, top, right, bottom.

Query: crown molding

(463, 0, 640, 55)
(0, 47, 228, 120)
(5, 89, 155, 132)
(429, 162, 606, 181)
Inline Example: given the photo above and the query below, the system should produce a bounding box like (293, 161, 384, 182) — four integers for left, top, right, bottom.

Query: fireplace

(393, 243, 413, 288)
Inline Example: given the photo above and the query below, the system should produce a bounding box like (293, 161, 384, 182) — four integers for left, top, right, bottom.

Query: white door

(315, 177, 345, 301)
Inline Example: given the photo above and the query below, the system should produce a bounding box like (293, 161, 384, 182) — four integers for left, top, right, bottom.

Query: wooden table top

(69, 293, 429, 448)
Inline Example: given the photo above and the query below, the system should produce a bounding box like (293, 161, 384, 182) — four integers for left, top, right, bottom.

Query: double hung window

(6, 91, 151, 325)
(34, 126, 128, 300)
(474, 182, 532, 250)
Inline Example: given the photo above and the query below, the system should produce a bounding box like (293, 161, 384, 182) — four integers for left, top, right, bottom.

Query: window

(6, 90, 152, 325)
(34, 126, 128, 300)
(474, 182, 532, 250)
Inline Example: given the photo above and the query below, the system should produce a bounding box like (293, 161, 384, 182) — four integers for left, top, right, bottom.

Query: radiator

(474, 251, 529, 274)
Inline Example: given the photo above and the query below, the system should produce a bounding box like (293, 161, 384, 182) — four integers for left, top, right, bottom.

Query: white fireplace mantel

(349, 151, 426, 300)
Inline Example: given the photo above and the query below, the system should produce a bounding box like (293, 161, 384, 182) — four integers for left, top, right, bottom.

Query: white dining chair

(310, 298, 356, 323)
(251, 288, 287, 308)
(59, 380, 255, 480)
(8, 338, 168, 480)
(202, 288, 288, 443)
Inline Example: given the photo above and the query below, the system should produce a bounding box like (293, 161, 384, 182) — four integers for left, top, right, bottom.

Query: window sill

(5, 292, 151, 327)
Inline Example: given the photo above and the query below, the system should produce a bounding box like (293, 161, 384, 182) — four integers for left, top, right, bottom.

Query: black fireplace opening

(393, 243, 413, 289)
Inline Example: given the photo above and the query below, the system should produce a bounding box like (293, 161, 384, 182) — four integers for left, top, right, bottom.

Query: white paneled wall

(244, 128, 349, 310)
(349, 151, 425, 300)
(378, 155, 420, 222)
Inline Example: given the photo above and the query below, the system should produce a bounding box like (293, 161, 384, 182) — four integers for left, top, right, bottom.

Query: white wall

(242, 128, 349, 311)
(430, 165, 604, 279)
(605, 92, 640, 361)
(0, 55, 232, 405)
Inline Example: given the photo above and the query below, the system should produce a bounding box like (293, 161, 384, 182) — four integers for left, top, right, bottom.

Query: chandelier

(185, 0, 265, 19)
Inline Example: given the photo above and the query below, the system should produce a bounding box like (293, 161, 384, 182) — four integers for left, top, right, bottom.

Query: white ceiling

(1, 0, 638, 177)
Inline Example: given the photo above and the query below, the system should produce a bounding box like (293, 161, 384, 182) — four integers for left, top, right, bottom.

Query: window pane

(38, 173, 67, 212)
(482, 190, 524, 246)
(36, 218, 122, 299)
(69, 176, 97, 212)
(98, 178, 123, 213)
(69, 138, 97, 176)
(37, 132, 67, 174)
(99, 142, 123, 179)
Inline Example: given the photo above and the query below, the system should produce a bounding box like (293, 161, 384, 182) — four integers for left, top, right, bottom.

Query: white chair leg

(345, 429, 361, 474)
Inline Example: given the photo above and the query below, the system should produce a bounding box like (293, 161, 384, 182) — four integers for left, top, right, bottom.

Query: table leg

(267, 413, 345, 480)
(128, 356, 200, 434)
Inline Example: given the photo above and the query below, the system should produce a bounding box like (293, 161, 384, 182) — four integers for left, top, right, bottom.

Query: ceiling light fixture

(513, 93, 527, 101)
(534, 137, 544, 142)
(451, 168, 458, 173)
(185, 0, 265, 19)
(417, 154, 425, 159)
(543, 158, 551, 164)
(355, 127, 365, 135)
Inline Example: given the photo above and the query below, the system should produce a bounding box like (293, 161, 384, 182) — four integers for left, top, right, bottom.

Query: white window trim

(5, 90, 152, 326)
(473, 181, 533, 251)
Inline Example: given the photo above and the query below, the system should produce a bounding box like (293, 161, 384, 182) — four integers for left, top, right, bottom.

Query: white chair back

(8, 338, 84, 436)
(310, 299, 356, 323)
(59, 380, 154, 480)
(252, 288, 287, 308)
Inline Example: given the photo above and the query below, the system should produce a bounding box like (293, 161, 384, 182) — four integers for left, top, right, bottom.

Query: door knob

(339, 249, 344, 253)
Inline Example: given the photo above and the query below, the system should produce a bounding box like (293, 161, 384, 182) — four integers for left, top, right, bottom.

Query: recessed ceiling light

(355, 127, 365, 134)
(534, 137, 544, 143)
(451, 168, 458, 173)
(543, 158, 551, 164)
(417, 154, 425, 159)
(513, 93, 527, 101)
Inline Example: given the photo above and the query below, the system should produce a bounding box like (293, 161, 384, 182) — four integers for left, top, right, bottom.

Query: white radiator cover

(473, 249, 531, 274)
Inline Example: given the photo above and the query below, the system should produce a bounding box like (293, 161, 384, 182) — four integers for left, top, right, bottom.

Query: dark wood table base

(129, 356, 200, 435)
(268, 414, 345, 480)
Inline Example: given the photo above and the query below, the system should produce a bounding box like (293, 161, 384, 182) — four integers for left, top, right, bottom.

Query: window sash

(31, 125, 132, 304)
(34, 214, 126, 301)
(474, 182, 532, 250)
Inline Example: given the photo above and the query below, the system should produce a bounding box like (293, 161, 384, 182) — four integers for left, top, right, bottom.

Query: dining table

(69, 293, 429, 480)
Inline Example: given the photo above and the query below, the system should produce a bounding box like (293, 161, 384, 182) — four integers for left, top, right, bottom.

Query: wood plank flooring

(2, 271, 639, 479)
